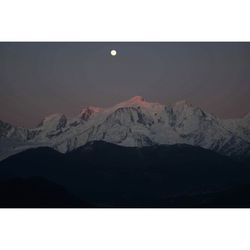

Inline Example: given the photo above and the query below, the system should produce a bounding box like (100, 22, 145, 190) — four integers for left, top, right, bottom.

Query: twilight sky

(0, 42, 250, 127)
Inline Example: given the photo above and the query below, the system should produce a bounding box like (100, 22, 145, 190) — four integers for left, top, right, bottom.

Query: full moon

(110, 50, 117, 56)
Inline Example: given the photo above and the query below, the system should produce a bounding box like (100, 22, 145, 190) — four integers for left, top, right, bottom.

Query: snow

(0, 96, 250, 161)
(80, 106, 103, 115)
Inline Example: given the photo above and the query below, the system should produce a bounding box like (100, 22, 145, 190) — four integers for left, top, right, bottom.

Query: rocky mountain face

(1, 96, 250, 160)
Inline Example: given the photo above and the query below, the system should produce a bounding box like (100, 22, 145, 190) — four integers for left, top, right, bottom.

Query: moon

(110, 49, 117, 56)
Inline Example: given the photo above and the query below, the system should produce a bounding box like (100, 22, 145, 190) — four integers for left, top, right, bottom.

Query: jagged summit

(38, 113, 67, 127)
(35, 113, 68, 134)
(69, 97, 194, 117)
(80, 106, 103, 116)
(115, 96, 147, 108)
(1, 96, 250, 161)
(173, 100, 193, 108)
(79, 106, 103, 122)
(126, 96, 145, 103)
(42, 113, 65, 122)
(80, 106, 103, 113)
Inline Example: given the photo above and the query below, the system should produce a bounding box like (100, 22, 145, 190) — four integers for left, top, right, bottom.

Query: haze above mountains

(0, 96, 250, 161)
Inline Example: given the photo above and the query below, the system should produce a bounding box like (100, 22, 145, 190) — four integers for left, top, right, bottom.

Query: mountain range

(1, 96, 250, 161)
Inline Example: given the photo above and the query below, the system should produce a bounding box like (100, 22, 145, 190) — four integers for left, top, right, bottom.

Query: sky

(0, 42, 250, 127)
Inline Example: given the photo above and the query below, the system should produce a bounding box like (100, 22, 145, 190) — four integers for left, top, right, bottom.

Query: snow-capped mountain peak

(79, 106, 103, 121)
(173, 100, 192, 108)
(114, 96, 164, 114)
(39, 113, 66, 124)
(38, 113, 67, 131)
(0, 97, 250, 160)
(115, 95, 147, 108)
(80, 106, 103, 114)
(124, 95, 145, 103)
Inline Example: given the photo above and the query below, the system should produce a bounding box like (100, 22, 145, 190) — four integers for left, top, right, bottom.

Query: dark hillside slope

(0, 141, 250, 207)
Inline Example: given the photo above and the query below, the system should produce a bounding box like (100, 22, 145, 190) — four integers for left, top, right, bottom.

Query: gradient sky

(0, 42, 250, 127)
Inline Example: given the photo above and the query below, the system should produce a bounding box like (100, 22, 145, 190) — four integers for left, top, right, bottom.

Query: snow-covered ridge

(0, 96, 250, 160)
